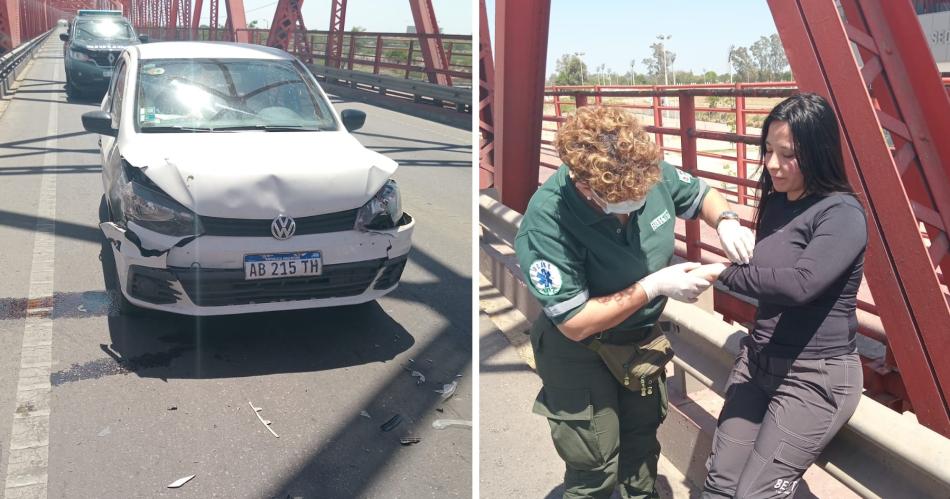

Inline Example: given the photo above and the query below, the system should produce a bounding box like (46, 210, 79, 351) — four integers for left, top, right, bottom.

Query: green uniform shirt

(515, 160, 710, 331)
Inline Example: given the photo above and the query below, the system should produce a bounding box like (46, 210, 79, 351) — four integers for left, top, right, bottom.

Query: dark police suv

(60, 10, 147, 98)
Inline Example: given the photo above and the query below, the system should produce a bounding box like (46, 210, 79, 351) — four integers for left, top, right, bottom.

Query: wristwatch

(716, 210, 740, 228)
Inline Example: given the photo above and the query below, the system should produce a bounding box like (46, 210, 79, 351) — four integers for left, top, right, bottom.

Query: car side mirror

(138, 35, 149, 43)
(340, 109, 366, 132)
(82, 111, 117, 137)
(59, 33, 68, 42)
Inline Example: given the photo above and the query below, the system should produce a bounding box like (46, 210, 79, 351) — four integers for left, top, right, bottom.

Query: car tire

(115, 287, 142, 316)
(65, 80, 76, 99)
(99, 195, 142, 316)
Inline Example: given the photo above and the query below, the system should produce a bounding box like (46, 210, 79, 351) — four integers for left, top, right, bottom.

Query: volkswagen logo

(271, 215, 296, 240)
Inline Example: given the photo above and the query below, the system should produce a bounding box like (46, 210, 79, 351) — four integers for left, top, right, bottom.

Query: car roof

(132, 42, 293, 61)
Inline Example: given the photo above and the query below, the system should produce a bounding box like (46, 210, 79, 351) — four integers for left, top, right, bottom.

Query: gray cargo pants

(702, 339, 862, 498)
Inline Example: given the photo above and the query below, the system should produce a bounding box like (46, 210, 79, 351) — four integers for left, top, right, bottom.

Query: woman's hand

(688, 263, 729, 283)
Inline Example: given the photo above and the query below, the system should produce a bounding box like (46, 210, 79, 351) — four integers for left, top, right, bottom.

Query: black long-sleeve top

(718, 192, 868, 359)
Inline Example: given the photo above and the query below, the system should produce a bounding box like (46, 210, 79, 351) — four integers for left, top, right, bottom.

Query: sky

(222, 0, 472, 35)
(485, 0, 782, 76)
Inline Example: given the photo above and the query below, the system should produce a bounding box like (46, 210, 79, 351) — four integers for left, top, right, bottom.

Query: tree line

(548, 34, 792, 86)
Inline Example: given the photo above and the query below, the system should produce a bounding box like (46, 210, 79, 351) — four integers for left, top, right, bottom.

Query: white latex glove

(717, 219, 755, 264)
(638, 262, 712, 303)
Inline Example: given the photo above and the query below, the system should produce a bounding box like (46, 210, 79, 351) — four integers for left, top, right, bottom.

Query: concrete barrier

(0, 29, 54, 99)
(479, 192, 950, 499)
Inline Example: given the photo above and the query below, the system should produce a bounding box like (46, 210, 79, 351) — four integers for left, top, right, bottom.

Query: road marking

(4, 48, 59, 499)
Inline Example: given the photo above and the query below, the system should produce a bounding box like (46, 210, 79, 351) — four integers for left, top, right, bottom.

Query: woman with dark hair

(696, 93, 867, 498)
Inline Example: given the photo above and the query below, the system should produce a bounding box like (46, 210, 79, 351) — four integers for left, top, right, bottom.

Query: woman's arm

(718, 203, 867, 306)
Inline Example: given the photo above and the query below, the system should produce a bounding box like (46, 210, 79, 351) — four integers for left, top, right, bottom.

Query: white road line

(3, 48, 58, 499)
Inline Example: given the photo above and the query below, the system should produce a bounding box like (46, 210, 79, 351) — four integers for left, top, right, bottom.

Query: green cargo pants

(530, 317, 669, 499)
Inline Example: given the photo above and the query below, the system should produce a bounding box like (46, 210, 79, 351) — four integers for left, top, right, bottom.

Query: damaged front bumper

(100, 215, 415, 316)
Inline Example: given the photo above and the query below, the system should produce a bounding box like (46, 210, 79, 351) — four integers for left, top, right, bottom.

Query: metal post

(408, 0, 451, 86)
(735, 82, 747, 206)
(680, 93, 701, 262)
(494, 0, 550, 213)
(325, 0, 346, 67)
(404, 39, 414, 79)
(373, 34, 382, 74)
(478, 0, 495, 189)
(652, 89, 665, 152)
(346, 32, 356, 70)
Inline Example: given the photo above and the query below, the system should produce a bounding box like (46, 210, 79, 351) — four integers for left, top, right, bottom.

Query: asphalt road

(0, 34, 472, 498)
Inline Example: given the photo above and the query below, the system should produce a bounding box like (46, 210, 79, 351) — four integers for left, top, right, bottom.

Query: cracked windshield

(137, 59, 337, 131)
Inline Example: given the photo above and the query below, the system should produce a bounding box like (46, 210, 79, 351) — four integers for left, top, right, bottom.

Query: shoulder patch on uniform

(676, 169, 693, 184)
(528, 260, 562, 296)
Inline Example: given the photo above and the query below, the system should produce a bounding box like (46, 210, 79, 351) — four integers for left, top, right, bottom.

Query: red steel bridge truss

(481, 0, 950, 437)
(0, 0, 451, 85)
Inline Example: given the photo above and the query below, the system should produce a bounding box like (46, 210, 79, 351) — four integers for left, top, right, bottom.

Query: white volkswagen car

(83, 42, 414, 315)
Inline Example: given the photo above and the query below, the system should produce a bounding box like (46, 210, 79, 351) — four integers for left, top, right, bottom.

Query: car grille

(199, 209, 359, 237)
(169, 258, 385, 306)
(88, 50, 122, 67)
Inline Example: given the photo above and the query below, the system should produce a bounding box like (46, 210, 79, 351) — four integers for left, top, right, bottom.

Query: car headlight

(69, 49, 92, 62)
(355, 179, 403, 231)
(113, 163, 203, 237)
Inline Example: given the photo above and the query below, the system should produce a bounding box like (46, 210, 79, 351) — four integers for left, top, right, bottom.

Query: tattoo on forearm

(594, 284, 638, 304)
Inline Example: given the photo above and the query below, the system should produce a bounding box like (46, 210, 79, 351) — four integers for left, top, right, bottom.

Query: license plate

(102, 69, 113, 77)
(244, 251, 322, 280)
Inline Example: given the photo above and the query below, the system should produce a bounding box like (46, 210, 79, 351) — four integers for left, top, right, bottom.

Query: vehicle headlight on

(69, 49, 92, 62)
(355, 179, 403, 231)
(113, 163, 203, 237)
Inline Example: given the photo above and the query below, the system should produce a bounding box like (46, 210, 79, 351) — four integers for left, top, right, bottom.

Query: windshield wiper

(140, 126, 214, 133)
(210, 125, 322, 132)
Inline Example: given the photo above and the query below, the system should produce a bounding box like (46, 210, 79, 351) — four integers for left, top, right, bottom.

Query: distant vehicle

(59, 10, 147, 98)
(82, 42, 414, 315)
(57, 19, 68, 27)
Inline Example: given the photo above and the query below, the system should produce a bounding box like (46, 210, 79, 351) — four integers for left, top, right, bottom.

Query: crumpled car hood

(120, 131, 397, 219)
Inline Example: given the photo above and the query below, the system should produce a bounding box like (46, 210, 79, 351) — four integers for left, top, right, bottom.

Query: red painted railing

(488, 81, 950, 412)
(137, 27, 473, 86)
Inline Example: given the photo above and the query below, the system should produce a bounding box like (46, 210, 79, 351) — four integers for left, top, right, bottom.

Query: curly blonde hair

(554, 106, 662, 203)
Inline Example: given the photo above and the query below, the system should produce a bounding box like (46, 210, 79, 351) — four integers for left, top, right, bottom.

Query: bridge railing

(485, 82, 950, 413)
(136, 27, 472, 87)
(0, 28, 54, 98)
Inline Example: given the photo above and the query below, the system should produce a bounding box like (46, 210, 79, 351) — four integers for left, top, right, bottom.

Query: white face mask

(589, 188, 647, 214)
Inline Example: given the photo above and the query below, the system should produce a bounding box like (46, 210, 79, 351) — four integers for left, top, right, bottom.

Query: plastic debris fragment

(400, 437, 421, 445)
(432, 419, 472, 430)
(411, 371, 426, 385)
(360, 410, 371, 419)
(167, 474, 196, 488)
(434, 380, 458, 400)
(248, 401, 279, 438)
(97, 426, 111, 437)
(380, 414, 402, 432)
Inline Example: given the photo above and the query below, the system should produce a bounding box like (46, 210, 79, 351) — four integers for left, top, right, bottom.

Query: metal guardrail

(308, 64, 472, 113)
(0, 28, 54, 98)
(479, 193, 950, 499)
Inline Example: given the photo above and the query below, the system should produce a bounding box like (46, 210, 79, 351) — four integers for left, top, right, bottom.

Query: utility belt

(581, 324, 674, 396)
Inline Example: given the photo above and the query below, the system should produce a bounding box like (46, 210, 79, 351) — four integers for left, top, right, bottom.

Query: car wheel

(115, 287, 142, 316)
(99, 195, 141, 316)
